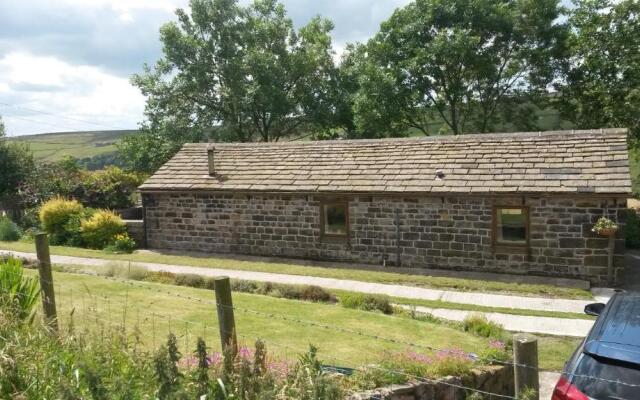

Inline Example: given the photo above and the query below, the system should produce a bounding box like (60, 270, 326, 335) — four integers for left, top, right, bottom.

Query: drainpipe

(141, 193, 148, 249)
(395, 209, 401, 267)
(607, 233, 615, 286)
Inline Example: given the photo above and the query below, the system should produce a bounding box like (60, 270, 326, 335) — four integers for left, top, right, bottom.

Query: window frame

(320, 200, 350, 240)
(492, 206, 530, 251)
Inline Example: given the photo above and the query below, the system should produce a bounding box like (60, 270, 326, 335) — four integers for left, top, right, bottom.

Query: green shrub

(147, 271, 176, 284)
(80, 210, 126, 249)
(625, 209, 640, 249)
(175, 273, 206, 288)
(104, 233, 136, 254)
(350, 349, 474, 390)
(340, 293, 365, 309)
(478, 339, 510, 364)
(252, 282, 336, 303)
(462, 314, 506, 340)
(19, 227, 38, 243)
(0, 216, 21, 241)
(18, 207, 41, 230)
(300, 285, 336, 303)
(340, 293, 393, 314)
(79, 166, 145, 209)
(231, 279, 259, 293)
(104, 263, 149, 281)
(62, 207, 96, 247)
(0, 257, 40, 321)
(39, 197, 84, 244)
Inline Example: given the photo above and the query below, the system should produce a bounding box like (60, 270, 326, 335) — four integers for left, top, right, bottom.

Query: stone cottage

(139, 128, 631, 284)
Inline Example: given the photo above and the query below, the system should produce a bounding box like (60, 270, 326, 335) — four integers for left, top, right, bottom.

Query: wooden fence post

(35, 233, 58, 333)
(513, 333, 539, 400)
(214, 276, 237, 355)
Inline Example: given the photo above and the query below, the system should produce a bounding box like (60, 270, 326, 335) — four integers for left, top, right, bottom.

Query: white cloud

(0, 52, 144, 136)
(0, 0, 414, 136)
(61, 0, 186, 14)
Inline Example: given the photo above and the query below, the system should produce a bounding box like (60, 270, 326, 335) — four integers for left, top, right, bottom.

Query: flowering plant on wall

(592, 217, 618, 236)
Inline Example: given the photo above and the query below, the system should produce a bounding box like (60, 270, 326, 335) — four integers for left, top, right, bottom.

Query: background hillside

(8, 130, 137, 162)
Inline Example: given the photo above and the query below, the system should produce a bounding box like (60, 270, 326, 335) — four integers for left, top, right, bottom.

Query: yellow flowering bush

(80, 210, 126, 249)
(38, 197, 85, 244)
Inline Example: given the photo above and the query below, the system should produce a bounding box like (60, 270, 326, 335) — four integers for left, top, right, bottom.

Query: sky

(0, 0, 411, 137)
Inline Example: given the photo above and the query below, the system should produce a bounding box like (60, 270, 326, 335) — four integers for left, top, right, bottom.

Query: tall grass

(0, 257, 40, 322)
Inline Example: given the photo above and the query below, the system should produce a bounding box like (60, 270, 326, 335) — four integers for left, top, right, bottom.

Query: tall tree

(0, 116, 34, 210)
(556, 0, 640, 140)
(123, 0, 336, 173)
(351, 0, 568, 136)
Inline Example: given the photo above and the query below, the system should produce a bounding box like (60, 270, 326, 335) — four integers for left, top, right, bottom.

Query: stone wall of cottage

(143, 192, 627, 284)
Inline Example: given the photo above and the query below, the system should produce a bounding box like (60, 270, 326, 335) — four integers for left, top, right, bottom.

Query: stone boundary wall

(348, 365, 514, 400)
(143, 192, 627, 284)
(124, 220, 145, 247)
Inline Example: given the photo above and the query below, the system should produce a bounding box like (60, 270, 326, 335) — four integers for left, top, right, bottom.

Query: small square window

(322, 203, 348, 236)
(495, 207, 527, 245)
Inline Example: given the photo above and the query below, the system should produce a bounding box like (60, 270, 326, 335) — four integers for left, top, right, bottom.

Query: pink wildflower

(489, 340, 506, 351)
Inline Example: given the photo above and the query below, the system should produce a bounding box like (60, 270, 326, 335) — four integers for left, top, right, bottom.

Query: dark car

(552, 291, 640, 400)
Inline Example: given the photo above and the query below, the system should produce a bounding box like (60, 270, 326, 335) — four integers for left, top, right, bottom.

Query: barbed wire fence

(5, 234, 639, 399)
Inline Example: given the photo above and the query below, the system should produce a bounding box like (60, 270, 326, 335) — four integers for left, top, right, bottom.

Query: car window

(572, 353, 640, 399)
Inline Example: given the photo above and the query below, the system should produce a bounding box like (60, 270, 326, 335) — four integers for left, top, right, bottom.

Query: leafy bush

(147, 270, 177, 284)
(477, 340, 510, 364)
(462, 314, 507, 341)
(79, 166, 145, 209)
(0, 257, 39, 321)
(104, 233, 136, 254)
(39, 197, 84, 244)
(340, 293, 393, 314)
(104, 262, 150, 281)
(231, 279, 259, 293)
(0, 216, 21, 241)
(350, 349, 474, 390)
(252, 282, 336, 303)
(300, 285, 336, 303)
(0, 310, 344, 400)
(61, 207, 96, 247)
(175, 273, 206, 288)
(80, 210, 126, 249)
(625, 209, 640, 249)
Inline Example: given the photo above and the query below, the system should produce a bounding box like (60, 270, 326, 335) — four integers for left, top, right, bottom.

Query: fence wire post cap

(513, 333, 538, 343)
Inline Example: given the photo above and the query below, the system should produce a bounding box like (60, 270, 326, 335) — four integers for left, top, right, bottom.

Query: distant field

(9, 129, 137, 161)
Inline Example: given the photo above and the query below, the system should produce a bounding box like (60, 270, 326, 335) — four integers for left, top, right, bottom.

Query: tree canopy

(122, 0, 640, 174)
(0, 116, 34, 208)
(349, 0, 568, 136)
(123, 0, 337, 172)
(556, 0, 640, 140)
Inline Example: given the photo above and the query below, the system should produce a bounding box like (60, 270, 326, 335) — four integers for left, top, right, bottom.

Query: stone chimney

(207, 145, 215, 176)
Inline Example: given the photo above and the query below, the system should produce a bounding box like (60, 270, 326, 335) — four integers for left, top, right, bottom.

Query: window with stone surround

(321, 201, 348, 237)
(493, 207, 529, 247)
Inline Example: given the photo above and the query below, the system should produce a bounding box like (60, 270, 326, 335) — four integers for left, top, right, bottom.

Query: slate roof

(139, 128, 632, 195)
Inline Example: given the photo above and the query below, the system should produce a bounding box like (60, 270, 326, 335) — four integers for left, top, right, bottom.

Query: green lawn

(1, 241, 592, 299)
(28, 269, 574, 371)
(39, 270, 487, 368)
(538, 336, 582, 371)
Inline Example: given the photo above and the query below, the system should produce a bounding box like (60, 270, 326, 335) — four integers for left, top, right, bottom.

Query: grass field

(0, 241, 593, 299)
(9, 129, 137, 161)
(38, 270, 487, 368)
(26, 269, 575, 371)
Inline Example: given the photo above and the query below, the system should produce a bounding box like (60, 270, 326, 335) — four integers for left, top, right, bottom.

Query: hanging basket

(596, 227, 618, 237)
